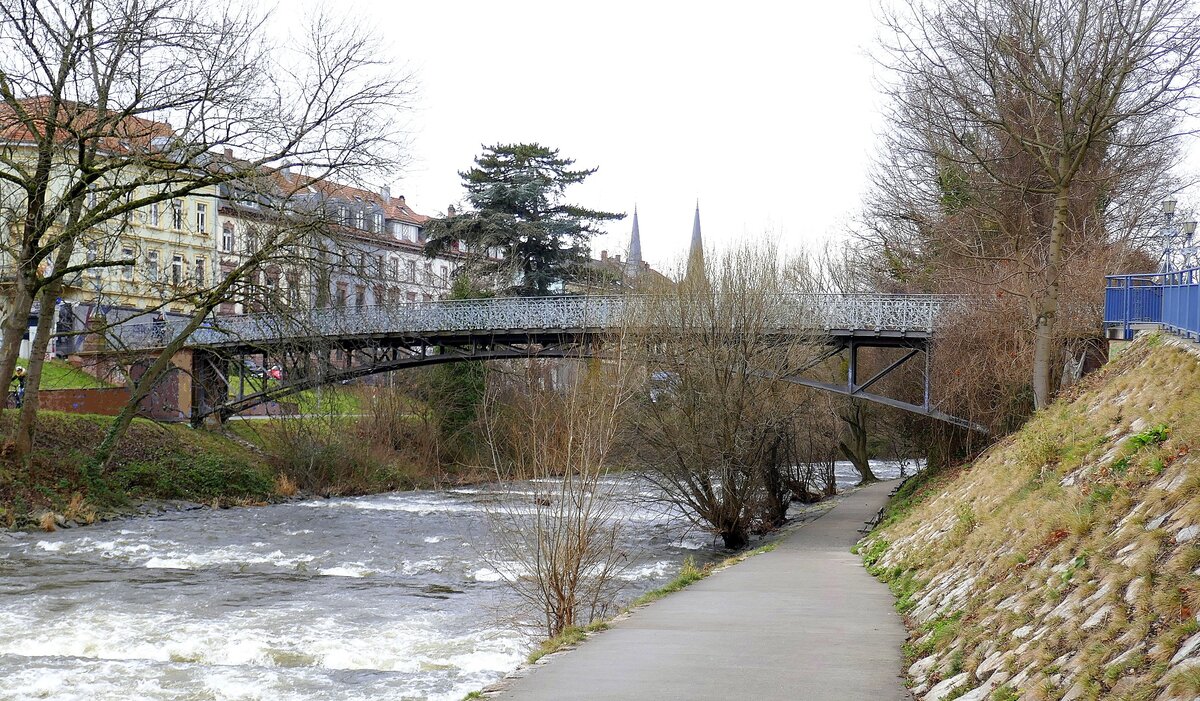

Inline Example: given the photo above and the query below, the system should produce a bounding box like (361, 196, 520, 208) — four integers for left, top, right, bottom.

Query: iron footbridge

(104, 293, 978, 429)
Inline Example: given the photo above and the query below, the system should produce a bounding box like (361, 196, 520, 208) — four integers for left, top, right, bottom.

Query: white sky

(357, 1, 882, 276)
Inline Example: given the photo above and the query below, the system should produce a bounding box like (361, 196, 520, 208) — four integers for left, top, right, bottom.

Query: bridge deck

(106, 293, 960, 352)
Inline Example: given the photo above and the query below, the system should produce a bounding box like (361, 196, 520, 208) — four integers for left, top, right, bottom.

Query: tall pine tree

(424, 143, 622, 296)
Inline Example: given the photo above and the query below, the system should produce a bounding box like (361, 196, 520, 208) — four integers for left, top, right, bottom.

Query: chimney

(613, 254, 622, 264)
(223, 147, 233, 159)
(447, 204, 456, 217)
(380, 185, 391, 202)
(600, 250, 608, 261)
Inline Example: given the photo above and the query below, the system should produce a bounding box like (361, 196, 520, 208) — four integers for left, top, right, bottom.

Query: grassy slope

(15, 358, 112, 389)
(227, 375, 362, 414)
(1, 410, 275, 524)
(863, 336, 1200, 701)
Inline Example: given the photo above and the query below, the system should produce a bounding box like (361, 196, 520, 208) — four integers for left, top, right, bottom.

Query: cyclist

(10, 366, 26, 407)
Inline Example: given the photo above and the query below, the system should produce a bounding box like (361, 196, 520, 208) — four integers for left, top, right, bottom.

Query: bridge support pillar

(191, 349, 229, 427)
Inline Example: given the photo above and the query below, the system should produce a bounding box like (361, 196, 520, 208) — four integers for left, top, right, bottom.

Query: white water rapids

(0, 461, 915, 700)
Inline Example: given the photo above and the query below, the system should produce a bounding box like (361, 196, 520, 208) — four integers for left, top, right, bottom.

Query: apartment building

(215, 170, 470, 316)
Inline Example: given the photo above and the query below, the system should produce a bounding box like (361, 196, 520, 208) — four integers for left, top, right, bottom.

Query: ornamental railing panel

(106, 293, 966, 350)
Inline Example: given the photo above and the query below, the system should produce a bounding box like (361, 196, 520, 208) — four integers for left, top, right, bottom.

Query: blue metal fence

(1105, 266, 1200, 340)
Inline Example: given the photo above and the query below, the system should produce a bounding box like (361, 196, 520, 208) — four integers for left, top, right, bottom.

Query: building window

(220, 223, 234, 253)
(151, 203, 160, 227)
(171, 254, 184, 286)
(354, 285, 365, 308)
(243, 225, 260, 254)
(146, 250, 160, 282)
(286, 271, 301, 307)
(122, 247, 134, 281)
(392, 222, 401, 237)
(338, 205, 349, 225)
(406, 290, 417, 302)
(195, 257, 206, 285)
(375, 255, 385, 277)
(407, 260, 417, 282)
(355, 209, 365, 230)
(171, 200, 183, 230)
(423, 261, 433, 284)
(195, 203, 207, 234)
(372, 212, 382, 233)
(335, 283, 348, 308)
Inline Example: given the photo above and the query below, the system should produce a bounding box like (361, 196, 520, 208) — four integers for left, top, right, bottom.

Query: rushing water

(0, 461, 915, 701)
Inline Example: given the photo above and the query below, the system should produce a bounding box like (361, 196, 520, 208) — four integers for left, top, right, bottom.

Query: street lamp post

(1158, 199, 1198, 273)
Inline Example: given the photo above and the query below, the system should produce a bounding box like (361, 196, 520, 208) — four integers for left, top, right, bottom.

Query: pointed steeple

(685, 200, 705, 283)
(626, 205, 643, 274)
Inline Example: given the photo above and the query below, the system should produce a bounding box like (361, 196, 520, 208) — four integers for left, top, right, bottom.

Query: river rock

(1175, 525, 1199, 543)
(1125, 578, 1145, 605)
(1169, 631, 1200, 666)
(975, 649, 1010, 679)
(924, 672, 968, 701)
(909, 655, 938, 679)
(1082, 604, 1113, 630)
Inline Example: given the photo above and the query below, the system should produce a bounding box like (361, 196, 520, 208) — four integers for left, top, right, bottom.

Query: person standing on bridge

(152, 312, 168, 345)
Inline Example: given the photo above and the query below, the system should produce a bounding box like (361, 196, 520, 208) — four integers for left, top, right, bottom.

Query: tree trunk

(0, 282, 35, 419)
(839, 401, 876, 484)
(13, 278, 64, 466)
(1032, 185, 1069, 410)
(90, 308, 209, 478)
(720, 527, 749, 550)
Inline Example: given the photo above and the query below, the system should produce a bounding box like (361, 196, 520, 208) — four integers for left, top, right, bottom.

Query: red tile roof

(0, 96, 172, 151)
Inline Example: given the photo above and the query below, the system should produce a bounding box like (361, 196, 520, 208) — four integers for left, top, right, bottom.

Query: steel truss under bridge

(768, 335, 987, 433)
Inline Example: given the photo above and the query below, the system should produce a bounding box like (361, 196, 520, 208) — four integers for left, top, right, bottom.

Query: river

(0, 461, 915, 701)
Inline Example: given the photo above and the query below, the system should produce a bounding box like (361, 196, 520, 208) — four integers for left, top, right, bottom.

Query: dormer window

(337, 205, 349, 224)
(355, 209, 365, 230)
(372, 212, 382, 233)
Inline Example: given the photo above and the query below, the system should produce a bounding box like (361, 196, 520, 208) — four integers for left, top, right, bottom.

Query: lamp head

(1163, 198, 1178, 216)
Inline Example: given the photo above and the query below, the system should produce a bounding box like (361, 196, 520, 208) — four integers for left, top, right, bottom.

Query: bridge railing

(1105, 267, 1200, 340)
(103, 293, 967, 350)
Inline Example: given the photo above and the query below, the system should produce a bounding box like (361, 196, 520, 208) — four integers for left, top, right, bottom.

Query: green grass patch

(1, 410, 274, 515)
(526, 620, 610, 664)
(15, 358, 112, 390)
(630, 557, 708, 607)
(228, 375, 362, 415)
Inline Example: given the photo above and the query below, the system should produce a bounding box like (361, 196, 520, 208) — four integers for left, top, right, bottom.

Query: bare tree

(628, 243, 819, 549)
(480, 353, 636, 638)
(0, 0, 410, 469)
(872, 0, 1200, 408)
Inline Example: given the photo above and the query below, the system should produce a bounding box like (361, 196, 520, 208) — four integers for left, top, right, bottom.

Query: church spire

(626, 205, 643, 273)
(685, 200, 705, 283)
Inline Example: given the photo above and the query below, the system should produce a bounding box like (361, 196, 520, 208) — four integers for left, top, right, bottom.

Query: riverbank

(861, 335, 1200, 700)
(0, 409, 484, 531)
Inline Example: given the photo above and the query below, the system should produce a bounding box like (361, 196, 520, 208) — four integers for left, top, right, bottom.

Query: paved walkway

(494, 480, 911, 701)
